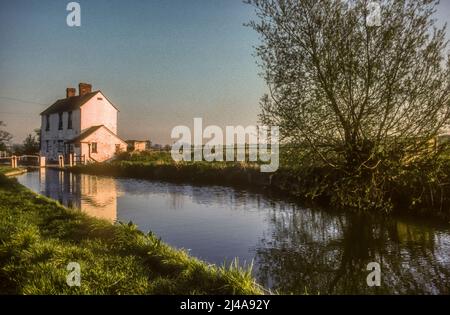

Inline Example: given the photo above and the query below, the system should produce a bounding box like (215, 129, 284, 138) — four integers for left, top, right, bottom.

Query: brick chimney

(79, 83, 92, 96)
(66, 87, 76, 98)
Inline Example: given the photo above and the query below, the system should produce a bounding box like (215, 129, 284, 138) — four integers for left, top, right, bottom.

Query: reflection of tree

(118, 178, 272, 212)
(255, 208, 450, 294)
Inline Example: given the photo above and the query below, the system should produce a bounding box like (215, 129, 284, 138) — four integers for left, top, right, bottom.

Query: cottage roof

(40, 91, 119, 115)
(68, 125, 126, 144)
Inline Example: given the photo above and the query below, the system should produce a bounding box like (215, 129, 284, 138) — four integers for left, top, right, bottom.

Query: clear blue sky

(0, 0, 449, 144)
(0, 0, 265, 144)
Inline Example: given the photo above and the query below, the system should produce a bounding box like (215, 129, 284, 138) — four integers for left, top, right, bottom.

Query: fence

(0, 155, 45, 168)
(57, 154, 86, 168)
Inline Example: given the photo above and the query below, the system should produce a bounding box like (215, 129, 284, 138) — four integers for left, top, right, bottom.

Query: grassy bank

(69, 151, 450, 220)
(0, 166, 26, 176)
(0, 166, 14, 173)
(0, 173, 263, 294)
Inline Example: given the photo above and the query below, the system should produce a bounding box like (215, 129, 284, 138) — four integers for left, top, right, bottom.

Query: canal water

(15, 168, 450, 294)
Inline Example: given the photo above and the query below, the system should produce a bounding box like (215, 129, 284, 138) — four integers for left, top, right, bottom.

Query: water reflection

(255, 208, 450, 294)
(38, 168, 118, 222)
(16, 169, 450, 294)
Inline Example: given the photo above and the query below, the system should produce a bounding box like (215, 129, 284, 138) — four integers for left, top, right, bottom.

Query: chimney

(79, 83, 92, 96)
(66, 87, 76, 98)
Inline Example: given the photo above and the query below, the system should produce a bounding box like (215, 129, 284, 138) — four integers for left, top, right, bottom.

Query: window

(58, 113, 63, 130)
(57, 140, 64, 153)
(45, 115, 50, 131)
(46, 140, 49, 153)
(91, 142, 97, 153)
(68, 111, 73, 129)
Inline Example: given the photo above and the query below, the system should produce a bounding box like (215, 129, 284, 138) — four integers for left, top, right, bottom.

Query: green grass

(0, 174, 264, 295)
(116, 150, 260, 168)
(0, 166, 17, 175)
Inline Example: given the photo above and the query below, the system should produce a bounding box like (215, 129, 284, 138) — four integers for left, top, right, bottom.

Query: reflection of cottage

(40, 83, 127, 162)
(40, 168, 118, 222)
(78, 174, 119, 222)
(126, 140, 150, 152)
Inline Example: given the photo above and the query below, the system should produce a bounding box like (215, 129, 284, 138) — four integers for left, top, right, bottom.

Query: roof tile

(40, 91, 99, 115)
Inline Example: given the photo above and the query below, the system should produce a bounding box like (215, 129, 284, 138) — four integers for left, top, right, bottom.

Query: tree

(34, 128, 41, 148)
(22, 133, 40, 155)
(246, 0, 450, 172)
(11, 144, 24, 156)
(0, 121, 13, 151)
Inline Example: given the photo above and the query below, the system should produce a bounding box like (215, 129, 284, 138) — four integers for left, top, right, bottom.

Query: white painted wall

(40, 109, 81, 161)
(80, 92, 118, 134)
(81, 126, 127, 163)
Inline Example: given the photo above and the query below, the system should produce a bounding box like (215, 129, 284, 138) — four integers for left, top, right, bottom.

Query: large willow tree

(247, 0, 450, 173)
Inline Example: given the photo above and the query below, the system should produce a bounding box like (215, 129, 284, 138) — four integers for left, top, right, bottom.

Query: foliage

(8, 129, 40, 156)
(246, 0, 450, 210)
(116, 150, 174, 164)
(0, 121, 12, 152)
(247, 0, 450, 169)
(21, 133, 40, 155)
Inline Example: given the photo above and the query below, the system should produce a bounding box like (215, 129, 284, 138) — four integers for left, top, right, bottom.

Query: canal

(15, 168, 450, 294)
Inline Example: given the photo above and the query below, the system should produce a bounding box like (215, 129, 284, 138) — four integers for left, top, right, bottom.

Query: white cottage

(40, 83, 127, 163)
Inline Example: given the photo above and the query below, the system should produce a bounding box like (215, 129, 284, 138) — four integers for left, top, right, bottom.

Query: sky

(0, 0, 449, 145)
